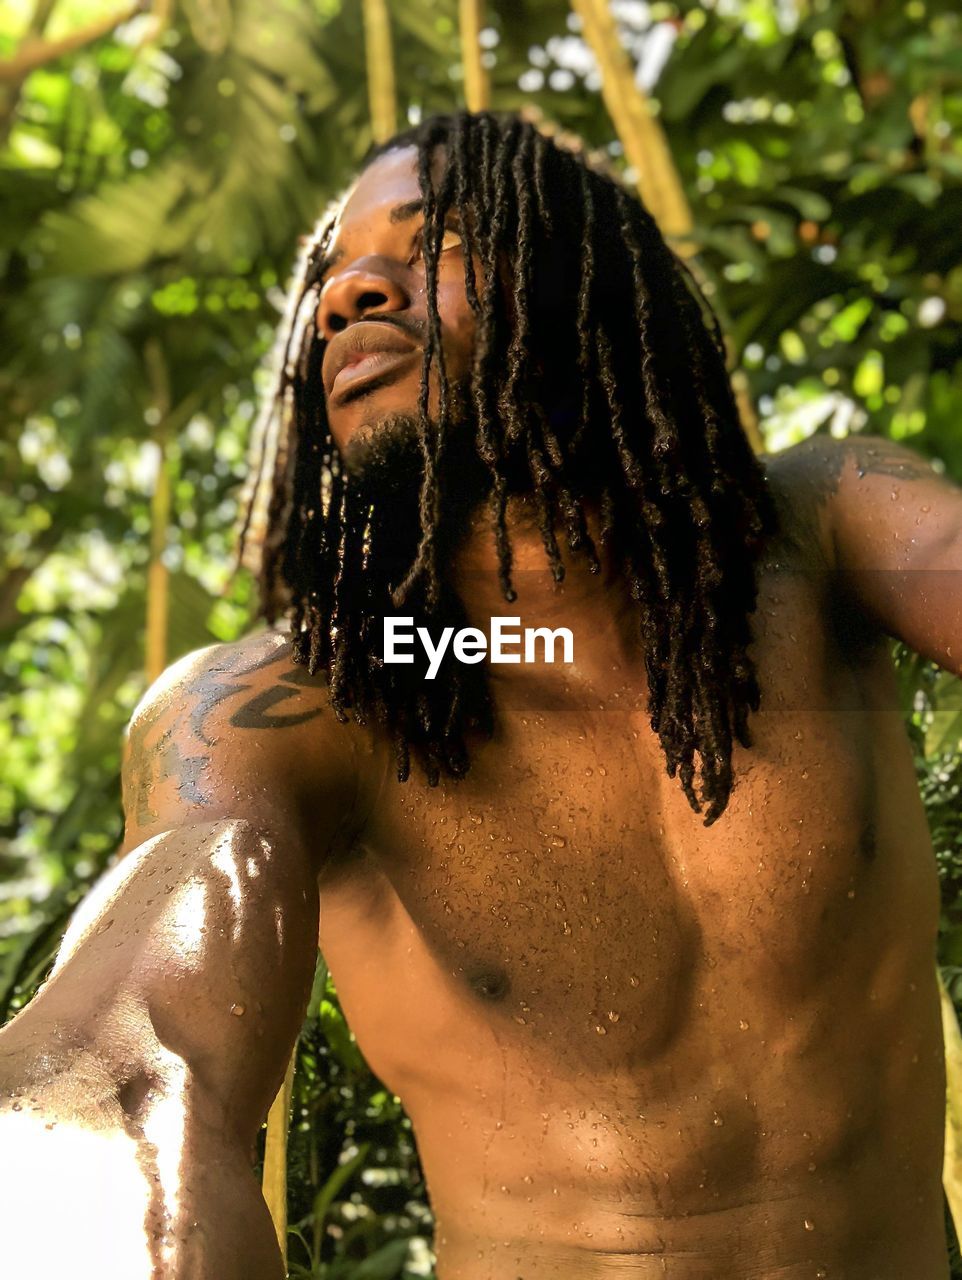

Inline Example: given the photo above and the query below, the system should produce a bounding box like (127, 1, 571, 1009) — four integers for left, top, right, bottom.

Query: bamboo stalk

(730, 367, 765, 456)
(569, 0, 764, 453)
(459, 0, 489, 113)
(361, 0, 396, 144)
(570, 0, 694, 252)
(263, 1050, 297, 1267)
(0, 0, 145, 84)
(144, 339, 171, 685)
(940, 971, 962, 1239)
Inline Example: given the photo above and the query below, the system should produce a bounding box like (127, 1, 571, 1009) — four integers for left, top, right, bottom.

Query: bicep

(826, 434, 962, 677)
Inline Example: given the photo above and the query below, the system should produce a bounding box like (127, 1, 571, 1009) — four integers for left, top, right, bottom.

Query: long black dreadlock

(239, 109, 782, 827)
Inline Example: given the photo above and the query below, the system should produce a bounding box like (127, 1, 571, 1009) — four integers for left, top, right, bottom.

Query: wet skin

(2, 145, 962, 1278)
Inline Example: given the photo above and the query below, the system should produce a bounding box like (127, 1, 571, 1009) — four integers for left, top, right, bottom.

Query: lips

(331, 348, 419, 402)
(323, 322, 420, 404)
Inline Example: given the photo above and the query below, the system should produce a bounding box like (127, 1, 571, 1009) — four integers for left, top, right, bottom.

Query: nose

(315, 260, 411, 340)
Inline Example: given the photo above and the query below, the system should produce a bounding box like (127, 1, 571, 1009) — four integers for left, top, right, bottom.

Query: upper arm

(780, 433, 962, 677)
(120, 630, 362, 862)
(14, 632, 362, 1135)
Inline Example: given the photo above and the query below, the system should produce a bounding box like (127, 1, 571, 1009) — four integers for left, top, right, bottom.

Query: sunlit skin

(2, 143, 962, 1278)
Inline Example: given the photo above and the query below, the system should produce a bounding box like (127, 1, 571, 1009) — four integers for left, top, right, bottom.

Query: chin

(330, 388, 421, 440)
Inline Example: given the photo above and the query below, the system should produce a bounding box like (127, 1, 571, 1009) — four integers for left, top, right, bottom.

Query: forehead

(333, 144, 445, 237)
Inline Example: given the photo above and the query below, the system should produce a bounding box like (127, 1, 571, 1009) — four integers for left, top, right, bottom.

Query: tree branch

(0, 1, 146, 84)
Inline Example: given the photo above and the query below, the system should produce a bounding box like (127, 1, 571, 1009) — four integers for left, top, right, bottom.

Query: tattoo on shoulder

(123, 638, 325, 828)
(775, 435, 938, 500)
(764, 435, 944, 572)
(228, 659, 327, 730)
(772, 435, 939, 528)
(836, 437, 941, 486)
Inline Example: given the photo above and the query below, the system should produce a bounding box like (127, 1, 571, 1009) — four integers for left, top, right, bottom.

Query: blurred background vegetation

(1, 0, 961, 1275)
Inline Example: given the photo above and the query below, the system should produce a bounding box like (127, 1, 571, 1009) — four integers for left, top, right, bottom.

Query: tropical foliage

(1, 0, 961, 1275)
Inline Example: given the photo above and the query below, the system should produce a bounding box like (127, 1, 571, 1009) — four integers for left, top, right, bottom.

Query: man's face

(315, 144, 482, 462)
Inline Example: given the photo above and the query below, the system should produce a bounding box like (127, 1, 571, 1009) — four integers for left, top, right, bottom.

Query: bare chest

(319, 557, 937, 1070)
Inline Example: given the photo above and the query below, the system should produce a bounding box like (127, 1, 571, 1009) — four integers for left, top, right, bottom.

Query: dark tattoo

(124, 701, 214, 829)
(790, 435, 940, 503)
(764, 434, 947, 568)
(123, 636, 325, 829)
(228, 669, 326, 730)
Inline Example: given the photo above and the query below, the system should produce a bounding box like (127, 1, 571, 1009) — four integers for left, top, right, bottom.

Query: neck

(445, 491, 646, 701)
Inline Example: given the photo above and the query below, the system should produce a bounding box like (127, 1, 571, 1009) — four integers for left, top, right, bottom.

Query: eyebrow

(388, 198, 426, 224)
(320, 198, 439, 272)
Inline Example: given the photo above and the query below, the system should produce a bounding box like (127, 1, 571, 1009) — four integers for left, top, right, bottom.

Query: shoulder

(127, 628, 317, 752)
(762, 431, 956, 566)
(121, 628, 364, 855)
(762, 431, 947, 507)
(757, 435, 941, 565)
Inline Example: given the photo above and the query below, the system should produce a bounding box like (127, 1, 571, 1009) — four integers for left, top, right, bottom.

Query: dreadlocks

(240, 109, 782, 827)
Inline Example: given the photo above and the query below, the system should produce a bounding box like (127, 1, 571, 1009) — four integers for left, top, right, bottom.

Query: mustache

(342, 312, 426, 348)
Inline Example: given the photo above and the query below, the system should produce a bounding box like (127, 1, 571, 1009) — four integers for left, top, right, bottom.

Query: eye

(408, 224, 463, 265)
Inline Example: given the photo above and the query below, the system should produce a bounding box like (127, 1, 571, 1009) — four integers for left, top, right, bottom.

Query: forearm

(0, 817, 319, 1146)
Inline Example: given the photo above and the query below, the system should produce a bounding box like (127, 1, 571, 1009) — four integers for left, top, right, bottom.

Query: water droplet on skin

(230, 1003, 246, 1017)
(808, 1161, 817, 1173)
(607, 1010, 620, 1023)
(738, 1019, 750, 1030)
(562, 921, 572, 935)
(804, 1217, 815, 1231)
(550, 835, 567, 848)
(712, 1113, 724, 1126)
(595, 1024, 607, 1035)
(11, 1102, 21, 1112)
(629, 975, 640, 987)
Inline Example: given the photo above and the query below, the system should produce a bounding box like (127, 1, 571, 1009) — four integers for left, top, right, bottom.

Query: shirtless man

(1, 109, 960, 1279)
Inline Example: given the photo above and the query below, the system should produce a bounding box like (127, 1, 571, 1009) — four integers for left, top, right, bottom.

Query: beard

(314, 381, 499, 768)
(335, 377, 494, 613)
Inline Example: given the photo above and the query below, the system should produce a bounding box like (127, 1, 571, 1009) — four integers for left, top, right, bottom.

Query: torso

(310, 464, 948, 1278)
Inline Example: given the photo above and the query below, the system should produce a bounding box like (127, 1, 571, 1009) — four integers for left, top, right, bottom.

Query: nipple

(469, 968, 510, 1001)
